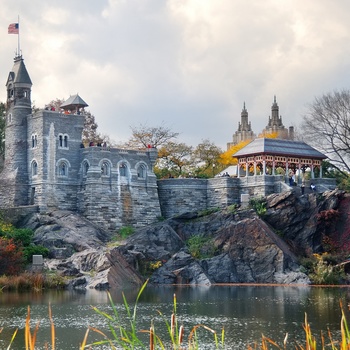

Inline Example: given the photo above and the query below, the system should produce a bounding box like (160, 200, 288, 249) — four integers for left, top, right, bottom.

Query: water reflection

(0, 285, 349, 349)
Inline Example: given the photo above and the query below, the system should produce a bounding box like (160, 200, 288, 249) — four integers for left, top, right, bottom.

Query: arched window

(58, 161, 68, 176)
(119, 163, 127, 177)
(101, 161, 110, 176)
(31, 160, 38, 176)
(31, 134, 38, 148)
(82, 161, 89, 176)
(58, 134, 69, 148)
(137, 164, 147, 178)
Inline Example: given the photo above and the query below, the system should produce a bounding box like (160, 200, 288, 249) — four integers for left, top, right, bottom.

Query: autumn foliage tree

(0, 237, 24, 275)
(0, 220, 48, 275)
(219, 139, 251, 167)
(219, 132, 278, 168)
(191, 139, 223, 177)
(156, 141, 193, 176)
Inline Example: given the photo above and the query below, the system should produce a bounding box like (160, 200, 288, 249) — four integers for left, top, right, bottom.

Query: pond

(0, 284, 349, 349)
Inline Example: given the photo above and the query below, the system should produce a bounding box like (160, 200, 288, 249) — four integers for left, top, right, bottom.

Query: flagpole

(18, 15, 21, 56)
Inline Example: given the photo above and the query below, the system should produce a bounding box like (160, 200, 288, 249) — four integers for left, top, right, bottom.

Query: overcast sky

(2, 0, 350, 149)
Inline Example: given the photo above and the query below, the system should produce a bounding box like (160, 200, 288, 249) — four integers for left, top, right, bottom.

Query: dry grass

(0, 272, 64, 292)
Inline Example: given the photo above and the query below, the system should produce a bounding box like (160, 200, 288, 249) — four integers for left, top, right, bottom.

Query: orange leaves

(219, 139, 251, 166)
(0, 237, 24, 275)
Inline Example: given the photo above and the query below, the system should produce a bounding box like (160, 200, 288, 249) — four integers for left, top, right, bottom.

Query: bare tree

(302, 89, 350, 174)
(127, 123, 179, 149)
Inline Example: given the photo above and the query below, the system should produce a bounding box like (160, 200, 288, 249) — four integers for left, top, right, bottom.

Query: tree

(46, 98, 65, 111)
(191, 139, 223, 177)
(219, 132, 278, 167)
(301, 90, 350, 174)
(157, 141, 193, 176)
(82, 111, 102, 146)
(0, 237, 24, 275)
(127, 123, 179, 149)
(219, 139, 252, 166)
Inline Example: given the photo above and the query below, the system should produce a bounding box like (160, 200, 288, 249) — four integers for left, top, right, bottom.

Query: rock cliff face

(26, 189, 344, 289)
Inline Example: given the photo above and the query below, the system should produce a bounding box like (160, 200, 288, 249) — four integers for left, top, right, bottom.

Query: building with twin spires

(227, 96, 294, 150)
(0, 55, 161, 231)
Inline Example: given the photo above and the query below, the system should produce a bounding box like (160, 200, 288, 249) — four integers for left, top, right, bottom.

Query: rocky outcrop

(24, 190, 344, 289)
(264, 189, 344, 253)
(22, 210, 111, 258)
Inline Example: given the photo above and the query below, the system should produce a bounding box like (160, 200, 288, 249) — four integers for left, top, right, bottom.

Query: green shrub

(227, 204, 239, 214)
(23, 244, 49, 264)
(186, 235, 216, 259)
(118, 226, 135, 239)
(249, 197, 267, 217)
(308, 253, 345, 285)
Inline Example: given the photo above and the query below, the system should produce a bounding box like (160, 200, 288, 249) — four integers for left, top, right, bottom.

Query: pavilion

(232, 138, 327, 180)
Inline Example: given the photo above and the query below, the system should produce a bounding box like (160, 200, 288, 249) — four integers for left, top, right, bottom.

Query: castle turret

(4, 55, 32, 205)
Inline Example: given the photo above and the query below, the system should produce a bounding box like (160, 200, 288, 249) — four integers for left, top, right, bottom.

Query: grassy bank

(0, 272, 66, 292)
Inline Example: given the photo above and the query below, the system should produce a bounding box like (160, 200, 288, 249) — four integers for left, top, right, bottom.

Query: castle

(0, 55, 161, 231)
(0, 56, 336, 231)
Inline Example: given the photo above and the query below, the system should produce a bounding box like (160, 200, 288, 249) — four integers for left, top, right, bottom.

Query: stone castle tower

(0, 55, 161, 231)
(4, 55, 32, 206)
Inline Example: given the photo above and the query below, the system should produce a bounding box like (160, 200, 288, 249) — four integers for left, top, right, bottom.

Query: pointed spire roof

(6, 56, 32, 86)
(60, 94, 88, 110)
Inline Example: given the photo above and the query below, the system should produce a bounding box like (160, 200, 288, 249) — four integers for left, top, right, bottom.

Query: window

(31, 160, 38, 176)
(101, 161, 110, 176)
(31, 134, 38, 148)
(119, 163, 127, 177)
(82, 161, 89, 176)
(58, 160, 69, 176)
(137, 164, 147, 178)
(58, 134, 69, 148)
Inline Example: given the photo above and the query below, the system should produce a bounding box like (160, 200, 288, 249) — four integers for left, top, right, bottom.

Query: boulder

(23, 210, 110, 258)
(264, 189, 344, 253)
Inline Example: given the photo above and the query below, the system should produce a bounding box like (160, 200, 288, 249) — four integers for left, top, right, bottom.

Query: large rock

(264, 189, 344, 253)
(22, 210, 111, 258)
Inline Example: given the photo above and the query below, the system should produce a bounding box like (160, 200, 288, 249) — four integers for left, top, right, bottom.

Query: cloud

(1, 0, 350, 149)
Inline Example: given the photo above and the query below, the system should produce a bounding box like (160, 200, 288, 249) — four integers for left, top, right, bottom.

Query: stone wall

(158, 175, 286, 218)
(77, 146, 161, 231)
(157, 179, 208, 218)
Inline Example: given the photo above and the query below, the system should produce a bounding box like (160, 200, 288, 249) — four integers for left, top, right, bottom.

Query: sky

(1, 0, 350, 150)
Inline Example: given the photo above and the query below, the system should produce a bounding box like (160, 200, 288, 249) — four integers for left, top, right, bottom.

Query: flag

(8, 23, 19, 34)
